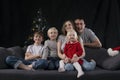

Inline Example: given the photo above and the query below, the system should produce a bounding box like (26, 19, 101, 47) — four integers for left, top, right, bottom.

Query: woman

(57, 20, 96, 71)
(57, 20, 85, 71)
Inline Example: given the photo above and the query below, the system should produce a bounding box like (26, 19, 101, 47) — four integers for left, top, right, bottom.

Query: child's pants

(6, 56, 48, 69)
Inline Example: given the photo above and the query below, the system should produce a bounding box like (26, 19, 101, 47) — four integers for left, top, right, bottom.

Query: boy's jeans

(6, 56, 48, 69)
(47, 57, 59, 70)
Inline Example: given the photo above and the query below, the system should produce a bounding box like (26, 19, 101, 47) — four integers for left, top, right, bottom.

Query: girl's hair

(61, 20, 75, 35)
(66, 29, 78, 39)
(47, 27, 58, 34)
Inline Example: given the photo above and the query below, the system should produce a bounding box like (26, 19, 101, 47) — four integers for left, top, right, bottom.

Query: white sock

(73, 62, 84, 78)
(107, 48, 119, 56)
(58, 60, 65, 72)
(112, 50, 119, 56)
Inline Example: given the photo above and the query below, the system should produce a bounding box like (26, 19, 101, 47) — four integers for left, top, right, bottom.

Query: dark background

(0, 0, 120, 48)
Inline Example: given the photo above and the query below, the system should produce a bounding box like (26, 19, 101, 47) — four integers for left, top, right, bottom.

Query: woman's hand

(62, 54, 66, 59)
(64, 57, 71, 63)
(71, 54, 79, 63)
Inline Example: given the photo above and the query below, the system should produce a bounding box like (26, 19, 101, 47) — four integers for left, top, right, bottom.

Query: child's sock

(73, 62, 84, 78)
(107, 48, 119, 56)
(58, 60, 65, 72)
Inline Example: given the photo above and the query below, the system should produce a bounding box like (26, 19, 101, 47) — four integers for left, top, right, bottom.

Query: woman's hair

(61, 20, 75, 35)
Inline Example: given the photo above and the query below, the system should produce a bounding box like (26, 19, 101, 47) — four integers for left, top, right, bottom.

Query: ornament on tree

(24, 8, 49, 47)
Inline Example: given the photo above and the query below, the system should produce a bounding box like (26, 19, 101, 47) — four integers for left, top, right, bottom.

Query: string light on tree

(24, 8, 49, 47)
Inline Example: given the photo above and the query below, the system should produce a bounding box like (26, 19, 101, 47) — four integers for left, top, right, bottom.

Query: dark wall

(0, 0, 120, 48)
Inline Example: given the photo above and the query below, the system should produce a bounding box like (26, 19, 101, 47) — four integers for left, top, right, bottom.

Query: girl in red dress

(58, 29, 84, 78)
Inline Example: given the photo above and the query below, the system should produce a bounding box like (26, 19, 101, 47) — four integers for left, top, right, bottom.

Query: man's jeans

(64, 59, 96, 71)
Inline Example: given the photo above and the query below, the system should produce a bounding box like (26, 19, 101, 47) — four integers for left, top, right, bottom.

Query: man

(74, 18, 102, 48)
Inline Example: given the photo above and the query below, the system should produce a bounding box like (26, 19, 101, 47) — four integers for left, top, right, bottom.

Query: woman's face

(64, 21, 74, 32)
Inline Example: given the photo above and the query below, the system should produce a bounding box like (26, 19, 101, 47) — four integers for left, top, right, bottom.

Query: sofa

(0, 46, 120, 80)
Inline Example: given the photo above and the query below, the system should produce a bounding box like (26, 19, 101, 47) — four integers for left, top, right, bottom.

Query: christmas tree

(24, 8, 49, 47)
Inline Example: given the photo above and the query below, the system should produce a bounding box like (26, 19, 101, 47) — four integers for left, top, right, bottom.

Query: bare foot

(18, 63, 34, 70)
(26, 65, 35, 71)
(90, 59, 96, 63)
(90, 59, 96, 66)
(28, 64, 32, 68)
(24, 66, 33, 70)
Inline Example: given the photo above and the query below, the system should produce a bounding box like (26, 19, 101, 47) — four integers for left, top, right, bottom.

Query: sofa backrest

(7, 46, 25, 58)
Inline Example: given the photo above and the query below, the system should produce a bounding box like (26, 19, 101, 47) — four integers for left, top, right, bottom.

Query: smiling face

(67, 30, 78, 43)
(74, 19, 85, 33)
(47, 27, 58, 40)
(33, 32, 43, 45)
(62, 20, 75, 35)
(64, 21, 74, 32)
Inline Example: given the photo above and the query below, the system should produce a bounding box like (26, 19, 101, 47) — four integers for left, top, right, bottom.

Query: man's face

(75, 19, 85, 33)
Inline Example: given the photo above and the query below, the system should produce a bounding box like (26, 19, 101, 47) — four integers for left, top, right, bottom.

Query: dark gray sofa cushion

(0, 46, 25, 69)
(102, 53, 120, 70)
(85, 47, 120, 70)
(0, 47, 12, 68)
(7, 46, 25, 58)
(85, 47, 109, 68)
(0, 69, 120, 80)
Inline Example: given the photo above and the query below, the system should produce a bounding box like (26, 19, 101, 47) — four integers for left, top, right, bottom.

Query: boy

(42, 27, 59, 70)
(6, 31, 48, 70)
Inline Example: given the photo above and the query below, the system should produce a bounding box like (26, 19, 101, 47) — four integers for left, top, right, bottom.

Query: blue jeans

(65, 63, 74, 71)
(64, 59, 96, 71)
(6, 56, 48, 69)
(47, 57, 59, 70)
(82, 59, 96, 71)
